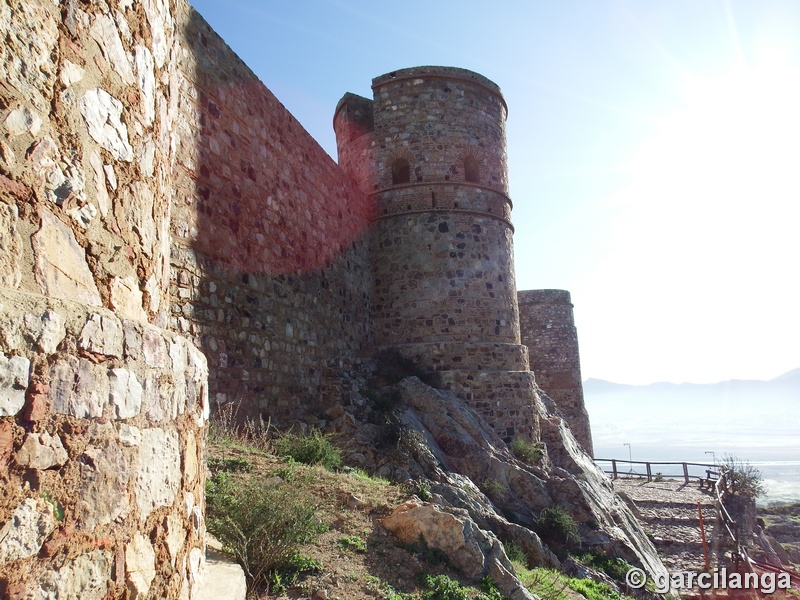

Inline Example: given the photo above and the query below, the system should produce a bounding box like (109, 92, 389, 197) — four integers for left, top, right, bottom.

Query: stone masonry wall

(168, 4, 374, 423)
(518, 289, 593, 455)
(0, 1, 207, 598)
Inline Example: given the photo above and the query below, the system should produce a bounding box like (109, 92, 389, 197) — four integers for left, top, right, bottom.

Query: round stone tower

(335, 67, 539, 442)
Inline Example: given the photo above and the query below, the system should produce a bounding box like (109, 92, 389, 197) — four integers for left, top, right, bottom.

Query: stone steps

(196, 536, 247, 600)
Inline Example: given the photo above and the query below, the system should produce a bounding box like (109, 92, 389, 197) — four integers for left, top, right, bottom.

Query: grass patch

(419, 573, 502, 600)
(567, 578, 623, 600)
(339, 535, 367, 553)
(207, 455, 253, 473)
(273, 428, 342, 470)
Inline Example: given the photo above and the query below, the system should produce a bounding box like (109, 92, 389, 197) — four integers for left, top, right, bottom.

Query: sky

(188, 0, 800, 386)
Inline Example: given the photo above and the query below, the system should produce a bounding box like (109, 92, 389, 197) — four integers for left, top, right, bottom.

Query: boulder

(383, 500, 536, 600)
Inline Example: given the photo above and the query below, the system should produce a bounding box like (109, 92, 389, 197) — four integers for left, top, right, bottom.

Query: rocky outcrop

(383, 500, 536, 600)
(339, 376, 667, 586)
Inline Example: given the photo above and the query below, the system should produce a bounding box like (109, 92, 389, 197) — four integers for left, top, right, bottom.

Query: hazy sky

(189, 0, 800, 385)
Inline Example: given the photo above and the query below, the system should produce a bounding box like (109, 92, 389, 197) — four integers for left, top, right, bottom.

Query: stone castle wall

(518, 290, 593, 454)
(168, 5, 374, 423)
(0, 1, 207, 597)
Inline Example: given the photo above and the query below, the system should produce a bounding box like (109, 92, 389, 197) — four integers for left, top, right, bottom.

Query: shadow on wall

(173, 8, 375, 424)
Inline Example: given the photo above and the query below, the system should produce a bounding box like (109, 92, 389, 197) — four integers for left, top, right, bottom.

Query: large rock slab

(383, 500, 535, 600)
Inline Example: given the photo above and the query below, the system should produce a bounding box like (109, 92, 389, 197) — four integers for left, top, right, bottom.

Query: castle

(0, 2, 589, 597)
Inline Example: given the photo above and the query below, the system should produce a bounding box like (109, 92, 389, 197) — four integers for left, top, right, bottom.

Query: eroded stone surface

(135, 45, 156, 125)
(34, 549, 112, 600)
(0, 0, 58, 112)
(110, 276, 147, 322)
(109, 367, 143, 419)
(0, 498, 57, 563)
(79, 313, 123, 357)
(90, 13, 135, 85)
(0, 352, 30, 416)
(0, 202, 22, 289)
(50, 358, 107, 419)
(79, 88, 134, 162)
(16, 431, 69, 470)
(32, 209, 102, 307)
(40, 311, 66, 353)
(126, 533, 157, 599)
(76, 436, 130, 530)
(383, 500, 535, 600)
(136, 428, 180, 520)
(3, 105, 42, 137)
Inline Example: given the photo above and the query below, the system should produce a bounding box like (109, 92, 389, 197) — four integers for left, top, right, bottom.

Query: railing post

(612, 459, 618, 479)
(683, 462, 689, 484)
(646, 462, 652, 482)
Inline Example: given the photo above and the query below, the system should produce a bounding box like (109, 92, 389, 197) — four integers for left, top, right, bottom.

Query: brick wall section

(518, 289, 593, 455)
(168, 5, 374, 422)
(0, 1, 207, 597)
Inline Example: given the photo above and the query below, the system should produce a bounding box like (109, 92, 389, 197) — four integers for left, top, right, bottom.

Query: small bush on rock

(535, 506, 580, 554)
(722, 454, 765, 500)
(510, 437, 543, 464)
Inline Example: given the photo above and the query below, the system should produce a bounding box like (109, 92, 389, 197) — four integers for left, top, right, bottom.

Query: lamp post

(624, 442, 632, 475)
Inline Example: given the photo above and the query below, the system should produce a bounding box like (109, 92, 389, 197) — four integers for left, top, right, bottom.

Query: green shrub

(503, 541, 527, 565)
(510, 437, 543, 464)
(206, 474, 325, 592)
(480, 576, 504, 600)
(575, 552, 635, 584)
(481, 479, 507, 497)
(414, 480, 431, 501)
(535, 506, 580, 552)
(515, 566, 571, 600)
(273, 428, 341, 470)
(421, 574, 472, 600)
(268, 552, 322, 594)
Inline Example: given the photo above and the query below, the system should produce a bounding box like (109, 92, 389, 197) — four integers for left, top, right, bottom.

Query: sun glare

(577, 50, 800, 384)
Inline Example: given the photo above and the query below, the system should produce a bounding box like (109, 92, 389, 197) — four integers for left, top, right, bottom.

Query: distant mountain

(584, 368, 800, 399)
(583, 368, 800, 454)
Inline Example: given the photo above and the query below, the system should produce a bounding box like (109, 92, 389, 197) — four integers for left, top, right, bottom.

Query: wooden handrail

(593, 458, 717, 483)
